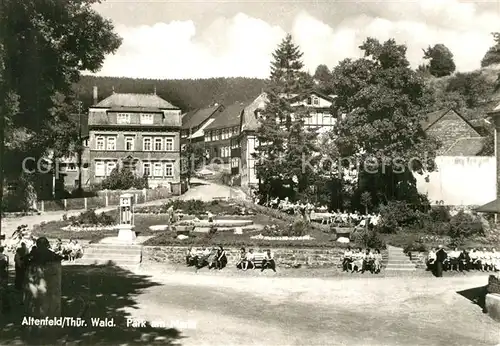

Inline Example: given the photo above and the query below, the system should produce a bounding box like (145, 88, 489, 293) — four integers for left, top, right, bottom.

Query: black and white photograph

(1, 0, 500, 344)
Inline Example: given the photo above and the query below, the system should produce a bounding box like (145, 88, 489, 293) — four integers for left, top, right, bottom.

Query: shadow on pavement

(0, 263, 183, 345)
(457, 285, 488, 312)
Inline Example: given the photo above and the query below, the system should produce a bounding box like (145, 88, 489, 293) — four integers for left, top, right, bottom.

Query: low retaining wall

(485, 294, 500, 322)
(142, 246, 348, 269)
(488, 275, 500, 294)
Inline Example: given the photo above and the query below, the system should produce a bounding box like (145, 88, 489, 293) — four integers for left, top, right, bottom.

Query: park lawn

(32, 214, 173, 242)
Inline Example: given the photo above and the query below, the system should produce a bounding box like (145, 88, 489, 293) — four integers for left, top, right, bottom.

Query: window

(125, 136, 134, 151)
(117, 113, 131, 124)
(231, 158, 239, 168)
(96, 136, 105, 150)
(140, 113, 154, 125)
(106, 161, 116, 175)
(153, 162, 163, 177)
(307, 97, 312, 105)
(67, 163, 77, 172)
(165, 137, 174, 151)
(154, 137, 163, 151)
(323, 114, 332, 125)
(312, 96, 319, 106)
(205, 134, 210, 142)
(317, 113, 324, 125)
(83, 139, 89, 147)
(164, 162, 174, 177)
(143, 137, 152, 151)
(107, 137, 116, 150)
(95, 161, 105, 177)
(214, 130, 220, 141)
(234, 126, 239, 135)
(143, 162, 151, 177)
(310, 112, 318, 125)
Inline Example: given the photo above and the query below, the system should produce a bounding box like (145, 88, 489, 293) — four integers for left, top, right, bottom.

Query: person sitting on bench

(342, 246, 353, 272)
(186, 246, 198, 266)
(458, 249, 470, 271)
(373, 249, 382, 273)
(215, 246, 227, 270)
(244, 249, 255, 270)
(361, 249, 374, 274)
(261, 249, 276, 272)
(236, 247, 247, 269)
(426, 248, 436, 271)
(448, 247, 460, 272)
(469, 248, 481, 270)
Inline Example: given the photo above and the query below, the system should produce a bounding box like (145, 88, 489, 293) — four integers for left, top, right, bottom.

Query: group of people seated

(426, 246, 500, 273)
(52, 238, 84, 261)
(185, 246, 277, 272)
(262, 197, 380, 227)
(235, 248, 276, 272)
(186, 246, 228, 270)
(341, 247, 383, 274)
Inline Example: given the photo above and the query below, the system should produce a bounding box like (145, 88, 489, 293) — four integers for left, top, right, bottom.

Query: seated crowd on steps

(186, 246, 276, 272)
(426, 247, 500, 273)
(342, 247, 383, 274)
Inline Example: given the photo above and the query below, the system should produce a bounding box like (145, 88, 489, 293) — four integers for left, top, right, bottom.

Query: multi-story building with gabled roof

(87, 87, 183, 194)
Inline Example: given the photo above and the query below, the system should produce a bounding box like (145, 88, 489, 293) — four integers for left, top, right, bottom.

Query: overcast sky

(91, 0, 500, 79)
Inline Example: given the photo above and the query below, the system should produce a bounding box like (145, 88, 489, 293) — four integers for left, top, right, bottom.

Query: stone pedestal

(116, 224, 136, 243)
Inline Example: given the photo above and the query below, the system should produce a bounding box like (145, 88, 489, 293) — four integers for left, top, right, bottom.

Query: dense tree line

(75, 76, 267, 111)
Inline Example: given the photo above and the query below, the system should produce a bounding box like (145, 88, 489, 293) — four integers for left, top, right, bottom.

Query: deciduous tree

(481, 33, 500, 67)
(330, 38, 439, 207)
(423, 44, 456, 77)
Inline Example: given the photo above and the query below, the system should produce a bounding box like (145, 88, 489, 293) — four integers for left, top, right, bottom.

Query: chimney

(93, 86, 98, 105)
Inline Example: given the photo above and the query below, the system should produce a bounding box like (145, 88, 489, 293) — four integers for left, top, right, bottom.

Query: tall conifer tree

(255, 34, 318, 201)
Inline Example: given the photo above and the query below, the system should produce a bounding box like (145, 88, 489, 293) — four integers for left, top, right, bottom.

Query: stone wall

(142, 246, 358, 269)
(488, 275, 500, 294)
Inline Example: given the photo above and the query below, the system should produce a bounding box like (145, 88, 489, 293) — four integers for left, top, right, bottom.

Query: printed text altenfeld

(22, 317, 116, 328)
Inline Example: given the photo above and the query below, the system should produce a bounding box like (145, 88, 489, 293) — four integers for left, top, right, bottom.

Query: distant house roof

(444, 137, 485, 156)
(93, 93, 179, 110)
(468, 118, 493, 137)
(182, 104, 224, 129)
(476, 199, 500, 213)
(421, 108, 476, 132)
(205, 103, 245, 130)
(241, 93, 268, 132)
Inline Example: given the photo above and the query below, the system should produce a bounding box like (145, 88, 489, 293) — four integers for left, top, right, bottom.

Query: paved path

(124, 269, 498, 346)
(0, 179, 247, 241)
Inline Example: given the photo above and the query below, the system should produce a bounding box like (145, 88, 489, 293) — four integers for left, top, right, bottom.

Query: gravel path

(123, 268, 499, 346)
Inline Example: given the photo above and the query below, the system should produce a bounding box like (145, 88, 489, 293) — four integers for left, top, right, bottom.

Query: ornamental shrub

(448, 211, 484, 240)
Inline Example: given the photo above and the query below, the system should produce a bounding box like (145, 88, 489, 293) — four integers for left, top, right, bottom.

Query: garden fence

(36, 188, 172, 212)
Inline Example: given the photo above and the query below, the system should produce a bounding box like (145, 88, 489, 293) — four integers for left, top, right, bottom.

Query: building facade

(203, 103, 244, 171)
(87, 90, 183, 194)
(235, 91, 336, 190)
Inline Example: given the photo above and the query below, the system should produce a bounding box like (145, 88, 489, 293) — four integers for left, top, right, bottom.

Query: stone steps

(72, 243, 143, 267)
(385, 246, 417, 271)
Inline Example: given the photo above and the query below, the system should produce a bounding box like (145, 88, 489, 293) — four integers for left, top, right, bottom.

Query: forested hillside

(75, 75, 267, 111)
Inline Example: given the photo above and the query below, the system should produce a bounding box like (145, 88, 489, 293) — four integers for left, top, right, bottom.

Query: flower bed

(250, 234, 314, 241)
(61, 224, 117, 232)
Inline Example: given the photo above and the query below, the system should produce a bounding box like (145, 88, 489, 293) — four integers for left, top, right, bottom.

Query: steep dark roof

(182, 104, 223, 129)
(205, 103, 245, 130)
(444, 137, 485, 156)
(94, 93, 178, 109)
(241, 93, 268, 132)
(421, 108, 477, 132)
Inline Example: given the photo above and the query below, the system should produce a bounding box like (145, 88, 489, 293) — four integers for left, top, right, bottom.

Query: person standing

(435, 245, 447, 277)
(0, 246, 9, 312)
(14, 243, 28, 290)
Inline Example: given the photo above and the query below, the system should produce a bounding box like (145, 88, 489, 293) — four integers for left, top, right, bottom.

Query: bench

(252, 253, 266, 268)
